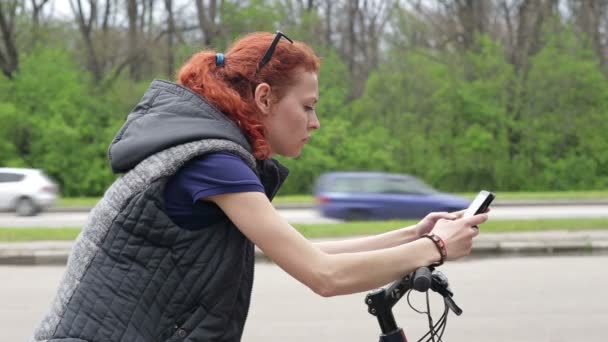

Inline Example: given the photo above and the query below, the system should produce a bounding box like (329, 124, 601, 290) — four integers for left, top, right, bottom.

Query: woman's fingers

(427, 212, 457, 221)
(462, 213, 489, 227)
(450, 209, 466, 218)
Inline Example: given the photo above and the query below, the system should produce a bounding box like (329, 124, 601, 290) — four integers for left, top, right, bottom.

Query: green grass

(58, 197, 101, 207)
(57, 195, 315, 207)
(0, 228, 82, 242)
(295, 218, 608, 238)
(57, 190, 608, 208)
(271, 195, 315, 203)
(1, 218, 607, 242)
(458, 190, 608, 200)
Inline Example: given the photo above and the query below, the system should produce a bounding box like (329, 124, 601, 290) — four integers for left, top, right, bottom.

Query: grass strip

(0, 228, 82, 242)
(1, 218, 607, 242)
(295, 218, 608, 238)
(58, 190, 608, 208)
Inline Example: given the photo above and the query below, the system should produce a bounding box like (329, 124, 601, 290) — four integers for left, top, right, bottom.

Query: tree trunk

(346, 0, 358, 73)
(165, 0, 175, 78)
(195, 0, 219, 47)
(459, 0, 488, 79)
(0, 0, 19, 79)
(324, 1, 332, 47)
(575, 0, 607, 68)
(70, 0, 103, 83)
(127, 0, 140, 80)
(30, 0, 50, 44)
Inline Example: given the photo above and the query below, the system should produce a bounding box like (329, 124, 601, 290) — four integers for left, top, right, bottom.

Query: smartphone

(462, 190, 495, 218)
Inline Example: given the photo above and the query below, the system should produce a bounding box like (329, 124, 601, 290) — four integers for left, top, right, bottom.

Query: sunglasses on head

(256, 31, 293, 75)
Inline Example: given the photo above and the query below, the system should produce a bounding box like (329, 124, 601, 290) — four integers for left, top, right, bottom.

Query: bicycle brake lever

(430, 270, 463, 315)
(445, 296, 463, 316)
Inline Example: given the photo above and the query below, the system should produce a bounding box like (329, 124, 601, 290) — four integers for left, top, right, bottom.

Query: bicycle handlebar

(365, 266, 462, 340)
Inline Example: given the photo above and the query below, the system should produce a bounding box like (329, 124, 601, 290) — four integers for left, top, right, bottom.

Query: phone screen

(463, 190, 495, 218)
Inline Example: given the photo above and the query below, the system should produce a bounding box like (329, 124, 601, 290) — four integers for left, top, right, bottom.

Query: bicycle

(365, 266, 462, 342)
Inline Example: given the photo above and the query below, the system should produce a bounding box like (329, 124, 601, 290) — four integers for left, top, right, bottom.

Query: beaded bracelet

(423, 233, 447, 266)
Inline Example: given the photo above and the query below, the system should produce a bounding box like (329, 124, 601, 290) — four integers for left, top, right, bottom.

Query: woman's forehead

(290, 71, 319, 99)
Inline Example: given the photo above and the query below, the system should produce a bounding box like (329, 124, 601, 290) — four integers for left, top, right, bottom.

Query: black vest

(32, 79, 290, 342)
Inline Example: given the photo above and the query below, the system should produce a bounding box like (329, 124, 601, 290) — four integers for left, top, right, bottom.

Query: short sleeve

(178, 152, 264, 203)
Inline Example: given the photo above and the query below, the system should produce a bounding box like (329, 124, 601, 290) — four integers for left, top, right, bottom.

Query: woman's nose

(309, 112, 320, 130)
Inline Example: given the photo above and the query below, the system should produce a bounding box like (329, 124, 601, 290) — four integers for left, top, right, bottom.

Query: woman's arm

(209, 191, 485, 297)
(312, 211, 461, 254)
(312, 226, 418, 254)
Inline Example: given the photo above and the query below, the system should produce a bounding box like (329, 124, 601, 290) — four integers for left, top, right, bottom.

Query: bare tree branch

(101, 0, 111, 33)
(195, 0, 220, 47)
(69, 0, 102, 83)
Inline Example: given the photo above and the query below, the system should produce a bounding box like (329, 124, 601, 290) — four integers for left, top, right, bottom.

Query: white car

(0, 168, 59, 216)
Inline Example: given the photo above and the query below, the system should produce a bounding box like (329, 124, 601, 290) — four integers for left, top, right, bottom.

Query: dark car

(313, 172, 470, 221)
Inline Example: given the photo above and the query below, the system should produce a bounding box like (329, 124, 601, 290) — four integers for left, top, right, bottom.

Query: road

(4, 255, 607, 342)
(1, 204, 608, 227)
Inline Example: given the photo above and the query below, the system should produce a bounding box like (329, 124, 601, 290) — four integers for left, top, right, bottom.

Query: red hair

(177, 32, 321, 159)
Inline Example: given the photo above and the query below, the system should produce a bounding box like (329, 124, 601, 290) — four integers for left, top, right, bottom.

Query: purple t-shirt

(164, 152, 264, 229)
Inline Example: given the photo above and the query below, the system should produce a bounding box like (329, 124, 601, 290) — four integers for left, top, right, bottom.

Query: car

(313, 171, 470, 221)
(0, 167, 59, 216)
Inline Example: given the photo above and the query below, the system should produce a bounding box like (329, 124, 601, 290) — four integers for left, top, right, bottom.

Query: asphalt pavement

(5, 256, 608, 342)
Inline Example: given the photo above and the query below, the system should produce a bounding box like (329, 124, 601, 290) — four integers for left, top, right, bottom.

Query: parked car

(313, 172, 470, 221)
(0, 168, 59, 216)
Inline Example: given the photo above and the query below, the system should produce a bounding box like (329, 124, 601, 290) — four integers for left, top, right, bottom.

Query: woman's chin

(279, 148, 303, 159)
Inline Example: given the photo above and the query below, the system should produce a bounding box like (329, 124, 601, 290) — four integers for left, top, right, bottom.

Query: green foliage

(517, 29, 608, 190)
(2, 15, 608, 196)
(0, 49, 123, 195)
(345, 31, 608, 193)
(0, 102, 25, 166)
(2, 218, 608, 241)
(221, 0, 281, 38)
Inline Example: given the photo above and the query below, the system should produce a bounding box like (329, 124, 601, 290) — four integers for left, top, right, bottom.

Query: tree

(568, 0, 608, 70)
(0, 0, 20, 79)
(164, 0, 175, 77)
(195, 0, 221, 47)
(30, 0, 51, 43)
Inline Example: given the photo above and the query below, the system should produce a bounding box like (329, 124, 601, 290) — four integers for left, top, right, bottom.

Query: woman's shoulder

(185, 152, 255, 177)
(173, 152, 262, 188)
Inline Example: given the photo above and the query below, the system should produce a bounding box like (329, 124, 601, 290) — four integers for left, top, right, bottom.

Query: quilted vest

(31, 80, 290, 342)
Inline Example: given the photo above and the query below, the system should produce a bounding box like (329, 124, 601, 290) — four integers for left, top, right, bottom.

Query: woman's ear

(254, 83, 272, 115)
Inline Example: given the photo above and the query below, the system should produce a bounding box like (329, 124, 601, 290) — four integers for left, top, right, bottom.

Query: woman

(32, 31, 487, 342)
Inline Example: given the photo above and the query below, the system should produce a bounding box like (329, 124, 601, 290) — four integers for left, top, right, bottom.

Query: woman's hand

(414, 207, 491, 238)
(430, 214, 488, 261)
(414, 210, 463, 238)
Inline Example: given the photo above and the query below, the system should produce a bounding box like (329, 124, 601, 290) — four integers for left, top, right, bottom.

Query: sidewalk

(2, 230, 608, 265)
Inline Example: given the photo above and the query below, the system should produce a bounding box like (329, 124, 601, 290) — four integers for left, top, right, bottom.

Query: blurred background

(2, 0, 608, 202)
(2, 1, 608, 341)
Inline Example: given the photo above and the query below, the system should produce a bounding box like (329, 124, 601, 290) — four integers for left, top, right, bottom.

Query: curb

(2, 236, 608, 266)
(49, 199, 608, 213)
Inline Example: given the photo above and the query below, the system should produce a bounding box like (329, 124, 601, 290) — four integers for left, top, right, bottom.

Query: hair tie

(215, 53, 225, 66)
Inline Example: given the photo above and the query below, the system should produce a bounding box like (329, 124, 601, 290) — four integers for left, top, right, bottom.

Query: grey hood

(108, 79, 253, 173)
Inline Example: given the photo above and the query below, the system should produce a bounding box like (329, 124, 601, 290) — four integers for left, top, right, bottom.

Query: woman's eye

(304, 106, 314, 112)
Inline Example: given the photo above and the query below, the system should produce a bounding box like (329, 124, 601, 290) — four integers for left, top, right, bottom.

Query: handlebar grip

(412, 267, 432, 292)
